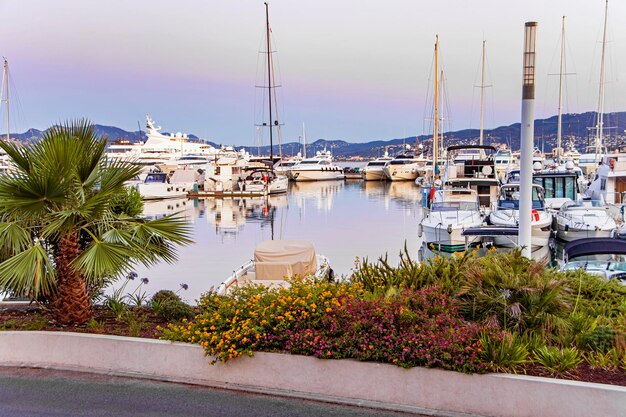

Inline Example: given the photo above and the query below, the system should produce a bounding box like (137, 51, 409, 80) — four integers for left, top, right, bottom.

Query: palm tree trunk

(51, 232, 92, 325)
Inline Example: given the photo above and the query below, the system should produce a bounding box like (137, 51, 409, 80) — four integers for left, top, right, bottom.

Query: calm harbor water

(133, 180, 424, 303)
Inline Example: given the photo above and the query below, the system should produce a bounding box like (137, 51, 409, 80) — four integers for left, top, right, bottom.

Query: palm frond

(0, 243, 56, 298)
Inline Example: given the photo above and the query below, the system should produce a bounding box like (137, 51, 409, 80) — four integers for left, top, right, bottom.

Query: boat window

(145, 173, 167, 183)
(564, 176, 574, 198)
(299, 161, 320, 165)
(431, 201, 478, 211)
(367, 161, 387, 167)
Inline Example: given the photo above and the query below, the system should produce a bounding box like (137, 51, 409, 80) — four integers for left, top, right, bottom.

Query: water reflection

(204, 195, 288, 239)
(290, 181, 344, 212)
(134, 181, 425, 302)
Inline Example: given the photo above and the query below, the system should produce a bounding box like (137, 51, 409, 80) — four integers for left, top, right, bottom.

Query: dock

(188, 190, 278, 198)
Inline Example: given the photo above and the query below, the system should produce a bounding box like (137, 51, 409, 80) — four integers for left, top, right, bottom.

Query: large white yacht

(419, 188, 484, 253)
(106, 115, 219, 164)
(488, 183, 552, 249)
(289, 150, 345, 181)
(362, 151, 393, 181)
(383, 153, 428, 182)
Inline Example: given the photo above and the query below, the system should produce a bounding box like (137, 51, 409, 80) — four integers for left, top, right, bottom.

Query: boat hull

(291, 169, 345, 181)
(362, 169, 387, 181)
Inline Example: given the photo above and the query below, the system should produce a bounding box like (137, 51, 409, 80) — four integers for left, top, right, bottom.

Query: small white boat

(560, 238, 626, 283)
(240, 169, 289, 195)
(488, 183, 552, 249)
(419, 188, 484, 252)
(217, 240, 332, 295)
(136, 171, 195, 200)
(290, 150, 345, 181)
(362, 152, 393, 181)
(555, 199, 617, 241)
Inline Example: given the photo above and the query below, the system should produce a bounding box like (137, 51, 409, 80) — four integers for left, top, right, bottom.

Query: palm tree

(0, 120, 192, 325)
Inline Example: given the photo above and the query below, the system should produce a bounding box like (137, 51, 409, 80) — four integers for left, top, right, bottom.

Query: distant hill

(9, 111, 626, 157)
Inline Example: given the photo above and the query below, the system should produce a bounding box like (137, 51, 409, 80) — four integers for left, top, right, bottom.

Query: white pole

(479, 40, 485, 147)
(519, 22, 537, 259)
(3, 58, 8, 142)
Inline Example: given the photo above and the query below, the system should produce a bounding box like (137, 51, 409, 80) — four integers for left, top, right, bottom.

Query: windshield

(431, 201, 479, 211)
(145, 173, 167, 183)
(498, 187, 545, 210)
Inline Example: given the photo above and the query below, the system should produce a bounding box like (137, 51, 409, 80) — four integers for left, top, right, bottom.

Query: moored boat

(217, 240, 332, 295)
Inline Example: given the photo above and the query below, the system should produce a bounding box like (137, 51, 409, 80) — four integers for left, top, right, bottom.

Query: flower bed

(161, 249, 626, 386)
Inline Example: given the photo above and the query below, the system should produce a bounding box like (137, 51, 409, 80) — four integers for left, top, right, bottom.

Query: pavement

(0, 367, 427, 417)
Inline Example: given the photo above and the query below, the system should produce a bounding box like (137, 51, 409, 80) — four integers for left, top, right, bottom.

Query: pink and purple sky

(1, 0, 625, 145)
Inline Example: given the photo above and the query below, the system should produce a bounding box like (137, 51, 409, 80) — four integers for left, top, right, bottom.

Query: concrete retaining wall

(1, 331, 625, 417)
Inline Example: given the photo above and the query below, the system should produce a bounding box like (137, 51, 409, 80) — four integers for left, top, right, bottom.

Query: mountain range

(9, 111, 626, 158)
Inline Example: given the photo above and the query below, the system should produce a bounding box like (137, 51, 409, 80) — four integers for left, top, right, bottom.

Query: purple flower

(141, 277, 149, 285)
(127, 272, 138, 280)
(180, 283, 189, 291)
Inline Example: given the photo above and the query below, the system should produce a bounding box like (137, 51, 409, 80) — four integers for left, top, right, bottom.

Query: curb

(1, 331, 625, 417)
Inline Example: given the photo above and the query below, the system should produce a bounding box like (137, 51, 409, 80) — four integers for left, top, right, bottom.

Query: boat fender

(327, 268, 335, 282)
(610, 159, 615, 170)
(531, 209, 540, 222)
(447, 224, 453, 234)
(418, 223, 423, 238)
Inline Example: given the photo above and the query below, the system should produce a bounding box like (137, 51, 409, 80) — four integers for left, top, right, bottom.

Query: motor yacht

(106, 115, 218, 164)
(217, 240, 332, 295)
(560, 237, 626, 283)
(488, 183, 552, 249)
(135, 171, 196, 200)
(239, 168, 288, 195)
(289, 150, 345, 181)
(419, 188, 484, 253)
(444, 145, 499, 210)
(555, 199, 617, 241)
(362, 151, 393, 181)
(274, 154, 303, 177)
(383, 153, 427, 182)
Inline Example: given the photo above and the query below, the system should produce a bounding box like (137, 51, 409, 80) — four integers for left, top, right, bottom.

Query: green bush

(534, 346, 582, 374)
(150, 290, 194, 322)
(583, 325, 618, 353)
(479, 332, 529, 373)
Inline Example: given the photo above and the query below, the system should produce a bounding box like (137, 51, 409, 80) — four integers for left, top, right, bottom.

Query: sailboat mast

(302, 122, 307, 158)
(433, 36, 439, 177)
(556, 16, 566, 165)
(479, 41, 486, 147)
(264, 2, 274, 168)
(595, 0, 608, 161)
(3, 58, 8, 142)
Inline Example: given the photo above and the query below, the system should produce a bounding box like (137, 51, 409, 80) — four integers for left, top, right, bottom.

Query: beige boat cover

(254, 240, 318, 281)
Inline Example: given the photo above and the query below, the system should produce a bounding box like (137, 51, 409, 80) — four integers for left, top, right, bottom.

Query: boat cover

(565, 238, 626, 259)
(254, 240, 318, 281)
(170, 169, 199, 183)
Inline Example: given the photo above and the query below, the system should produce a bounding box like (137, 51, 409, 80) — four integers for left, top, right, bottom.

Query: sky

(1, 0, 625, 146)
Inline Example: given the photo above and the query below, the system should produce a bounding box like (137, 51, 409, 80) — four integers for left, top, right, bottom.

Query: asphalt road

(0, 367, 426, 417)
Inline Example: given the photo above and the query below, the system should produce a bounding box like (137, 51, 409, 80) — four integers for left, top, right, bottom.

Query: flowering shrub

(161, 277, 490, 373)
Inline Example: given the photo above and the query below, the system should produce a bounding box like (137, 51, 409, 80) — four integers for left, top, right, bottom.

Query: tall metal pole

(556, 16, 566, 165)
(302, 122, 307, 158)
(432, 35, 439, 178)
(3, 58, 8, 141)
(595, 0, 608, 162)
(519, 22, 538, 259)
(264, 2, 274, 168)
(479, 40, 486, 147)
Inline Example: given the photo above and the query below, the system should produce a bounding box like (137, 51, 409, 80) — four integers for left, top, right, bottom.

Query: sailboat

(579, 0, 610, 175)
(1, 58, 14, 174)
(244, 2, 288, 194)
